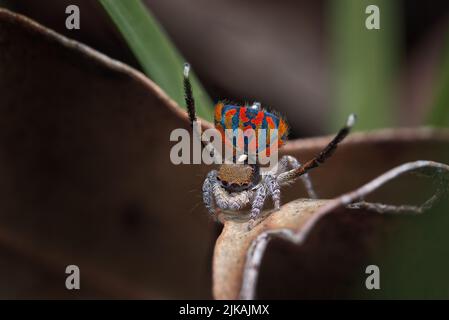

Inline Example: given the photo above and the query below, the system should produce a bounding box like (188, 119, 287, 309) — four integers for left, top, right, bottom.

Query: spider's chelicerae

(183, 63, 355, 229)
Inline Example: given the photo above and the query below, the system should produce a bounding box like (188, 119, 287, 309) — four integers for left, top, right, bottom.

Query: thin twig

(347, 193, 441, 214)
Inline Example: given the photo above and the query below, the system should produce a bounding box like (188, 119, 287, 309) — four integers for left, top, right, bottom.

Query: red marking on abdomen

(239, 107, 250, 123)
(266, 116, 276, 129)
(214, 102, 224, 123)
(251, 111, 264, 126)
(225, 109, 237, 118)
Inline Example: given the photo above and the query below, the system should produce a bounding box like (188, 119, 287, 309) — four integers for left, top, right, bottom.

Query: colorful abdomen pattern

(214, 102, 288, 157)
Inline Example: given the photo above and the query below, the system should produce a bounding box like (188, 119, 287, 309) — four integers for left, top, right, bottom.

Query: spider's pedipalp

(215, 185, 253, 211)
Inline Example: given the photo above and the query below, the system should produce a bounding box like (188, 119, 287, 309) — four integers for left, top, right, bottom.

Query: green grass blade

(99, 0, 214, 121)
(427, 34, 449, 127)
(330, 0, 399, 130)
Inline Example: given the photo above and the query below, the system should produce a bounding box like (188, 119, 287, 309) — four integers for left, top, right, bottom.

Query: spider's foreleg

(248, 186, 268, 229)
(202, 170, 217, 215)
(277, 155, 317, 199)
(265, 175, 281, 210)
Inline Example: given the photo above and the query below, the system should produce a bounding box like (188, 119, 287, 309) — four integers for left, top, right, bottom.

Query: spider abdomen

(214, 103, 289, 156)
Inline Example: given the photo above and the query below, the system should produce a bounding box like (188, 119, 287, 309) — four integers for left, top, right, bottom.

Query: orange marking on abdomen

(266, 116, 275, 129)
(278, 119, 288, 146)
(214, 102, 224, 124)
(224, 109, 237, 129)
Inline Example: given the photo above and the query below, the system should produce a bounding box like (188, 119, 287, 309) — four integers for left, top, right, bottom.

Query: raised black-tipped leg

(277, 114, 357, 184)
(183, 63, 197, 126)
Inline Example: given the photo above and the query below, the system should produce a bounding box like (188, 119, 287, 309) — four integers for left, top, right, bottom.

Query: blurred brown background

(6, 0, 449, 136)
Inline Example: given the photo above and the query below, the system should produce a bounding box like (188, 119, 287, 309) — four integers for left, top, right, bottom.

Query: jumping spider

(183, 63, 355, 229)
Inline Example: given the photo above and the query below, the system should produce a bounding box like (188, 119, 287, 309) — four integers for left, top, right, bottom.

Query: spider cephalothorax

(183, 63, 355, 229)
(217, 163, 260, 193)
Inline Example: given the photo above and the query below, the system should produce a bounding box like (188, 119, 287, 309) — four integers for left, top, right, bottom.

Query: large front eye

(222, 181, 228, 187)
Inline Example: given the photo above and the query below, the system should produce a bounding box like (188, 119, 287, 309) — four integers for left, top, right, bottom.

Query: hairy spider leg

(276, 155, 317, 199)
(183, 63, 218, 160)
(277, 114, 356, 185)
(183, 63, 196, 125)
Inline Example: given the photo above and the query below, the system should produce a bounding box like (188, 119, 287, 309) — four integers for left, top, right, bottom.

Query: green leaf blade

(99, 0, 214, 121)
(330, 0, 399, 131)
(427, 34, 449, 127)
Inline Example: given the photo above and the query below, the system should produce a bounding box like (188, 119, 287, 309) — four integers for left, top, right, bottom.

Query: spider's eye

(230, 183, 238, 188)
(216, 176, 221, 181)
(222, 181, 228, 186)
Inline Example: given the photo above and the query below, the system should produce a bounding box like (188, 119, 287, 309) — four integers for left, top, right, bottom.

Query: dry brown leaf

(214, 161, 449, 299)
(214, 198, 329, 299)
